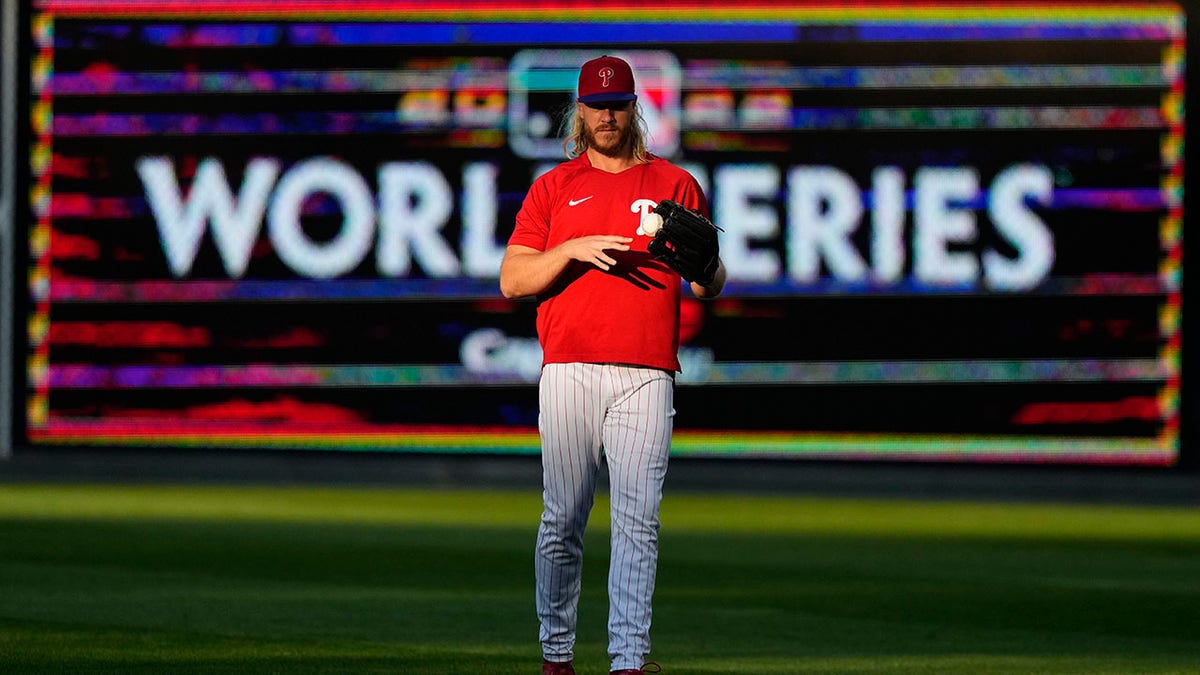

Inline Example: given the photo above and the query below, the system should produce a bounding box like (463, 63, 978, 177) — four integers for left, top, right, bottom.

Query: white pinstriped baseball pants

(535, 362, 674, 672)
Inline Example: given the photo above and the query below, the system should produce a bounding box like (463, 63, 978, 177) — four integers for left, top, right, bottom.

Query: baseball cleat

(542, 659, 576, 675)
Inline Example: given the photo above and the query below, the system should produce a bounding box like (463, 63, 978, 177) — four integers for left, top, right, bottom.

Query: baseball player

(499, 55, 727, 675)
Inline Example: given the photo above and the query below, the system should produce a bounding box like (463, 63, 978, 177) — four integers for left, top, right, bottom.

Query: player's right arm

(499, 236, 633, 299)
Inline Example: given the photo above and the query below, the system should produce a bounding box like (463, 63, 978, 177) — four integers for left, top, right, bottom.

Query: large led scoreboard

(10, 0, 1189, 464)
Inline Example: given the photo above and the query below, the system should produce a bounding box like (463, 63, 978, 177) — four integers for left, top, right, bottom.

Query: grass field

(1, 483, 1198, 674)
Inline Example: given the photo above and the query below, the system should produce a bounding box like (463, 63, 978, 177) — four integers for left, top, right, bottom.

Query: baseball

(639, 212, 663, 236)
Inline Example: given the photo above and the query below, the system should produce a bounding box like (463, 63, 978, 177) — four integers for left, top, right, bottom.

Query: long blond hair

(561, 101, 650, 163)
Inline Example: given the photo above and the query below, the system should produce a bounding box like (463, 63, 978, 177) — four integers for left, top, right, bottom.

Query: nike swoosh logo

(568, 196, 594, 206)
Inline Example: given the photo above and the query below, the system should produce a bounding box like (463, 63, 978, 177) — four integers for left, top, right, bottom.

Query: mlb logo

(508, 50, 682, 160)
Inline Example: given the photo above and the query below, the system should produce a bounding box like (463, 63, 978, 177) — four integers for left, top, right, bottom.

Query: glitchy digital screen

(21, 1, 1186, 464)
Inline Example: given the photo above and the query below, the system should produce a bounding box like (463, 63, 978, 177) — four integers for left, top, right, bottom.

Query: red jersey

(508, 153, 709, 372)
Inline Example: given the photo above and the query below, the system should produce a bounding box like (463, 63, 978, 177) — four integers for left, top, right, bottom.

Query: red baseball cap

(577, 55, 638, 104)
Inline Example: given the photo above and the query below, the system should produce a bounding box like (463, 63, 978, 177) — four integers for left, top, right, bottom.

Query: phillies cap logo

(577, 55, 637, 104)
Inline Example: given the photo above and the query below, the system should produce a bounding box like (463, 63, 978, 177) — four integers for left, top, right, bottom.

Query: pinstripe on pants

(535, 362, 674, 671)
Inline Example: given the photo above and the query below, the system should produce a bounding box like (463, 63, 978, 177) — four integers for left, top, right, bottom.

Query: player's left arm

(690, 258, 726, 298)
(682, 181, 725, 299)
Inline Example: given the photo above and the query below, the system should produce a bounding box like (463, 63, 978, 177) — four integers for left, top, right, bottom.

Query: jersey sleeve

(507, 172, 553, 251)
(679, 172, 710, 220)
(655, 158, 708, 219)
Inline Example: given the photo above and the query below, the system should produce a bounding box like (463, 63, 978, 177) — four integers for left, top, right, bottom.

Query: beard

(583, 120, 632, 158)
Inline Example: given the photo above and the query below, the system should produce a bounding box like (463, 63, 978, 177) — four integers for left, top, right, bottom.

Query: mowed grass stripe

(3, 483, 1198, 538)
(2, 483, 1198, 674)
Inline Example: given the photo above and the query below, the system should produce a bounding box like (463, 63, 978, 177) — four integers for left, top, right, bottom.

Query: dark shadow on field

(655, 529, 1200, 662)
(5, 448, 1199, 507)
(0, 617, 531, 675)
(2, 517, 1198, 673)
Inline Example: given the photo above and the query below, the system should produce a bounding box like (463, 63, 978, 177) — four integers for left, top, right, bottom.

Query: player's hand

(561, 235, 633, 271)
